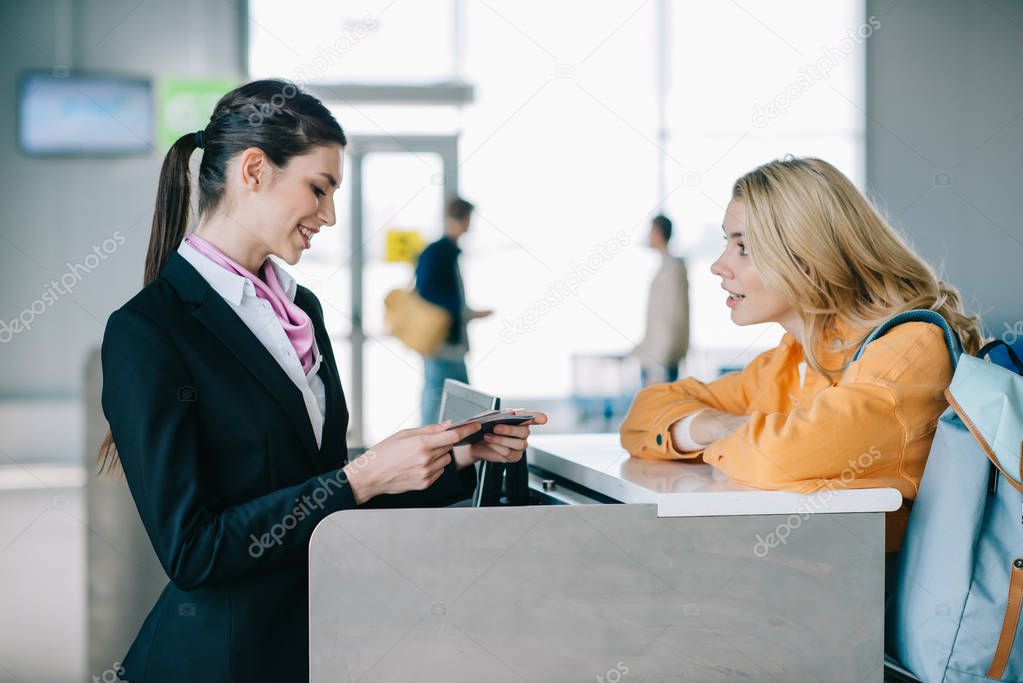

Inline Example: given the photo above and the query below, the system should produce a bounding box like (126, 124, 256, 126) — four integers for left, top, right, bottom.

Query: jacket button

(1014, 559, 1023, 569)
(656, 434, 663, 446)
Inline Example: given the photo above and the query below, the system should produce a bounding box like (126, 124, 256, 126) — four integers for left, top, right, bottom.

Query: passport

(446, 410, 537, 446)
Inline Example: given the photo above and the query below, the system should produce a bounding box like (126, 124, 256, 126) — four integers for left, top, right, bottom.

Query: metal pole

(655, 0, 670, 202)
(349, 153, 365, 447)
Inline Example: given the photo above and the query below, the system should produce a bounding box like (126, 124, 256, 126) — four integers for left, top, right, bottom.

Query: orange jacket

(619, 320, 954, 550)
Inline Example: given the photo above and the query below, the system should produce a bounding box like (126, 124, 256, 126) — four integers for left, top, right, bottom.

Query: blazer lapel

(163, 254, 321, 465)
(295, 290, 350, 470)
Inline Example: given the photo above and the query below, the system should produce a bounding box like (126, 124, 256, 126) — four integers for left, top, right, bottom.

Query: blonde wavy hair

(732, 156, 983, 378)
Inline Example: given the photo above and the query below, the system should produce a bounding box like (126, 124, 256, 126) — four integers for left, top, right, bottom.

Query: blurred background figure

(635, 214, 689, 386)
(415, 196, 492, 423)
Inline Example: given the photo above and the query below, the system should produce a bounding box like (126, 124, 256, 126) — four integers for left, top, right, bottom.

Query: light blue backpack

(865, 311, 1023, 681)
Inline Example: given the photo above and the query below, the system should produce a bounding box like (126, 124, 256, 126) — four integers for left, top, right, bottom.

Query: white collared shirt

(178, 241, 326, 447)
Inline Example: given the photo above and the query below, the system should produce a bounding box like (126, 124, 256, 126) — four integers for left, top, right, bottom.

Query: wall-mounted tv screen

(18, 71, 153, 156)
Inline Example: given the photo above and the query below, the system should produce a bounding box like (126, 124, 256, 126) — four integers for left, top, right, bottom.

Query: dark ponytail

(98, 79, 347, 476)
(144, 132, 202, 284)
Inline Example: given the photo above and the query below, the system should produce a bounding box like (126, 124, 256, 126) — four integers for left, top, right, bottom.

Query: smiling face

(711, 198, 797, 328)
(238, 143, 343, 266)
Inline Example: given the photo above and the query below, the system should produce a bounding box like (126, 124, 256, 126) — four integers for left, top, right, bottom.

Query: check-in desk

(310, 433, 901, 682)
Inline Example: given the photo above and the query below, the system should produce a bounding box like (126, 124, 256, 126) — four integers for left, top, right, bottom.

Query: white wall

(866, 0, 1023, 339)
(0, 0, 243, 398)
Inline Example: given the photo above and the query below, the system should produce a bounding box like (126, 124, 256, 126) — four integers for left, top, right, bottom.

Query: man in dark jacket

(415, 196, 492, 423)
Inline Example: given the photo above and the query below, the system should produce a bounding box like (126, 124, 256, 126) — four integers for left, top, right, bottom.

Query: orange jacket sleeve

(620, 322, 952, 498)
(703, 380, 902, 492)
(619, 342, 789, 460)
(704, 322, 952, 496)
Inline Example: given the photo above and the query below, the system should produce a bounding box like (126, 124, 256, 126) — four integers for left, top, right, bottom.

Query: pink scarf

(185, 234, 316, 373)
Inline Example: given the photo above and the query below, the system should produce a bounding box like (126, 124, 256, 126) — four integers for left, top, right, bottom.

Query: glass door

(346, 135, 460, 446)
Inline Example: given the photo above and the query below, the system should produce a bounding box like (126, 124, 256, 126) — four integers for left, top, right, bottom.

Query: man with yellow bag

(410, 196, 492, 423)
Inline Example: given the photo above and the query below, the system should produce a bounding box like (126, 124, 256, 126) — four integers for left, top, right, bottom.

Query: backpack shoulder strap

(850, 309, 962, 369)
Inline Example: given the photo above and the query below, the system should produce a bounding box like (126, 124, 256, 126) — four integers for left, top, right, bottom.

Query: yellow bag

(383, 288, 452, 356)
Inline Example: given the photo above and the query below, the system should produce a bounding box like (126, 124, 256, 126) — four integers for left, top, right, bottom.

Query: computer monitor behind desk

(438, 379, 529, 507)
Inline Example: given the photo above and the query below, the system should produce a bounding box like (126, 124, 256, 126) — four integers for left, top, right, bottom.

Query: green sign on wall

(156, 77, 239, 150)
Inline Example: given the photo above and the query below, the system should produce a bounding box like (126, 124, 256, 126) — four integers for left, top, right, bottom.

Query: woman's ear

(238, 147, 268, 192)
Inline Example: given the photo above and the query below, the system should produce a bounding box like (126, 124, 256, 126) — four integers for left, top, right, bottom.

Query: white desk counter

(527, 432, 903, 518)
(311, 432, 896, 681)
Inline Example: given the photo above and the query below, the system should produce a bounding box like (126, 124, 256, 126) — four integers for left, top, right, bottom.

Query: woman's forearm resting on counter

(671, 410, 750, 452)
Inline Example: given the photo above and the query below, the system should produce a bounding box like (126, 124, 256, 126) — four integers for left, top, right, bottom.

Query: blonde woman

(619, 157, 982, 551)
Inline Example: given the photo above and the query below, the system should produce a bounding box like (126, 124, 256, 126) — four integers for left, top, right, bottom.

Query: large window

(248, 0, 457, 84)
(250, 0, 867, 443)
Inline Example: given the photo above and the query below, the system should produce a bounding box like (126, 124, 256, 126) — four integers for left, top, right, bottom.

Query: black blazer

(101, 252, 476, 683)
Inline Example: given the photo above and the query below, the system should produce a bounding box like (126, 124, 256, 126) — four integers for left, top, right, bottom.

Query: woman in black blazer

(98, 80, 545, 683)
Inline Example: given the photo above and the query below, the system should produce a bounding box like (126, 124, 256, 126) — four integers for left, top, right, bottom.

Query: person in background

(635, 214, 690, 386)
(620, 157, 982, 555)
(416, 196, 493, 423)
